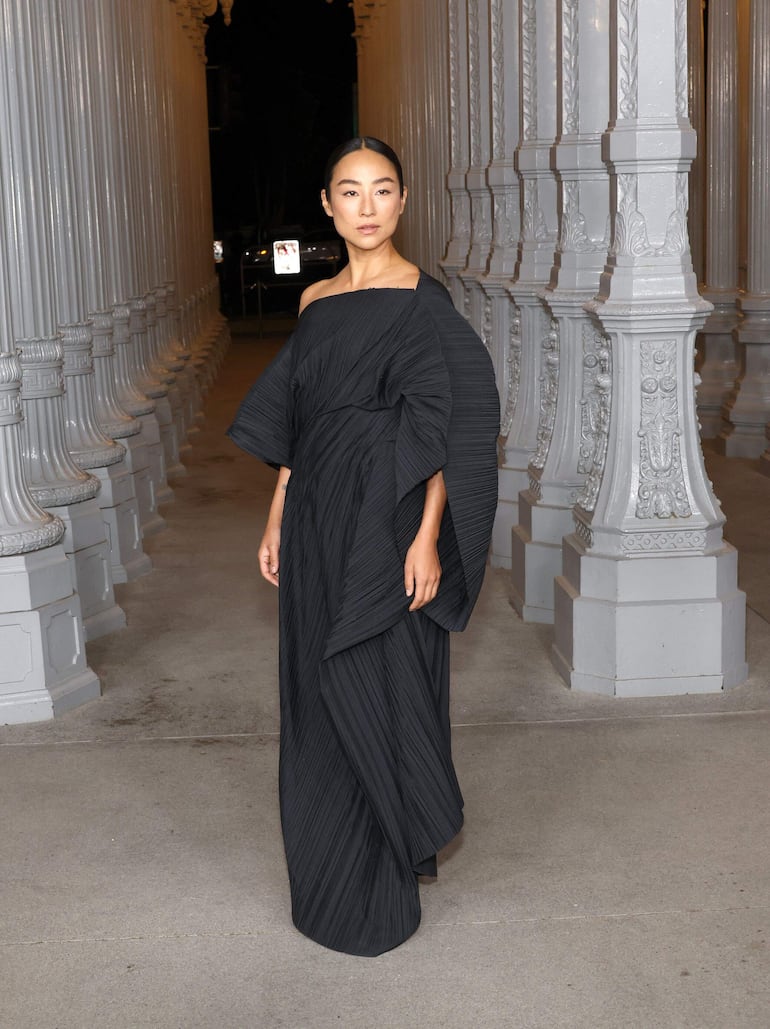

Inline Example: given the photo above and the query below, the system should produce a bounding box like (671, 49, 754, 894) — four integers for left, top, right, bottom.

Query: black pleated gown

(228, 271, 499, 956)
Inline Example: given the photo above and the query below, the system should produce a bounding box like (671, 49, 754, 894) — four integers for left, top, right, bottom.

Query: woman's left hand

(404, 535, 442, 611)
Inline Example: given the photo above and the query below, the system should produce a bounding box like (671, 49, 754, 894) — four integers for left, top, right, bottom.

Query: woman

(228, 137, 499, 956)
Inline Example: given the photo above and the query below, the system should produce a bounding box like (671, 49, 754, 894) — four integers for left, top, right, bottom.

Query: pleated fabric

(227, 271, 499, 956)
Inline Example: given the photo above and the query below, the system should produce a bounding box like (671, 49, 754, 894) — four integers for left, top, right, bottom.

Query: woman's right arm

(259, 465, 291, 587)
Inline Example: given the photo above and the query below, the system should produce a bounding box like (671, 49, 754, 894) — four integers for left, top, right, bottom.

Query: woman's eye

(343, 190, 358, 197)
(377, 189, 391, 196)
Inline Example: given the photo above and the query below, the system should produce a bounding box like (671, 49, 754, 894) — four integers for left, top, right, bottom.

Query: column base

(714, 427, 768, 459)
(510, 488, 574, 624)
(490, 501, 515, 568)
(92, 462, 151, 583)
(552, 535, 748, 697)
(157, 484, 175, 506)
(49, 499, 126, 644)
(167, 462, 187, 481)
(491, 462, 530, 568)
(697, 410, 724, 440)
(0, 547, 101, 725)
(137, 414, 167, 535)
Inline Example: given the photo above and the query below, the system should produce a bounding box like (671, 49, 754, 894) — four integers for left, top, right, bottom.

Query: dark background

(205, 0, 357, 314)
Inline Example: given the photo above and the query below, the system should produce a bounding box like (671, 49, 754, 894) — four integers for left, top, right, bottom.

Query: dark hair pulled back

(323, 136, 405, 197)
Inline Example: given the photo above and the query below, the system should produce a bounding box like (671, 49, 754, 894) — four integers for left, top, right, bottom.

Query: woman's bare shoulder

(298, 278, 334, 315)
(299, 259, 421, 314)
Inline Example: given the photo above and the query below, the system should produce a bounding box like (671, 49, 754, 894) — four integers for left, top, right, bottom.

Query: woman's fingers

(407, 570, 441, 611)
(404, 557, 415, 600)
(404, 540, 441, 610)
(260, 542, 280, 587)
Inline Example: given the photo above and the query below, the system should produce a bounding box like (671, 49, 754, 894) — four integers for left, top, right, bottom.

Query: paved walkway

(2, 323, 769, 1028)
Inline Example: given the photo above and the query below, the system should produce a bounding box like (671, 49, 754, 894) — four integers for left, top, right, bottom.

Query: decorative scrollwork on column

(467, 0, 481, 167)
(562, 0, 580, 135)
(561, 181, 590, 252)
(617, 0, 639, 119)
(490, 0, 505, 161)
(622, 530, 706, 553)
(658, 173, 689, 257)
(613, 174, 688, 259)
(531, 319, 560, 469)
(0, 351, 23, 424)
(482, 295, 493, 355)
(674, 0, 689, 119)
(578, 325, 612, 475)
(492, 191, 519, 253)
(523, 180, 549, 243)
(521, 0, 537, 142)
(500, 304, 522, 438)
(637, 340, 691, 518)
(576, 329, 612, 513)
(448, 0, 461, 163)
(471, 191, 494, 248)
(453, 197, 471, 245)
(612, 173, 654, 257)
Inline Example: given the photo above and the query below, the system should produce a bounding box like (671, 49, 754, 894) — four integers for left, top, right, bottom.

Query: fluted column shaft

(43, 3, 126, 483)
(719, 0, 770, 462)
(697, 0, 740, 439)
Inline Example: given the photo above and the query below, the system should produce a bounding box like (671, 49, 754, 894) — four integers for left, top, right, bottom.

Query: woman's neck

(343, 243, 405, 290)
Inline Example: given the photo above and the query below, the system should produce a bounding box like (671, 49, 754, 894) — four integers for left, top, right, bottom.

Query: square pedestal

(124, 427, 164, 537)
(0, 546, 100, 724)
(93, 461, 151, 583)
(553, 534, 748, 697)
(49, 499, 126, 642)
(511, 489, 576, 623)
(491, 463, 529, 569)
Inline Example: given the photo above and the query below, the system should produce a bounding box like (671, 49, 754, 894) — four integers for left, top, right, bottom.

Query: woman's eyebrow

(335, 176, 396, 186)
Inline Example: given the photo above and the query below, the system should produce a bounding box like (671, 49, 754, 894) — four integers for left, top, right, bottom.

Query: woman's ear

(321, 190, 333, 217)
(399, 187, 408, 215)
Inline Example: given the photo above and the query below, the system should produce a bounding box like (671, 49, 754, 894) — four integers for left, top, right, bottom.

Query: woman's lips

(357, 224, 379, 234)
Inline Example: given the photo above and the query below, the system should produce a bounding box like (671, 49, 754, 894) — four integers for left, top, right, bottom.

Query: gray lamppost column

(441, 0, 473, 309)
(505, 0, 559, 552)
(458, 0, 494, 335)
(102, 0, 167, 534)
(553, 0, 746, 696)
(481, 0, 522, 568)
(512, 0, 611, 622)
(0, 0, 100, 718)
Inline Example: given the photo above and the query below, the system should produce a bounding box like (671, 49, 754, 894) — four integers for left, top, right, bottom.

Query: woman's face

(321, 148, 406, 250)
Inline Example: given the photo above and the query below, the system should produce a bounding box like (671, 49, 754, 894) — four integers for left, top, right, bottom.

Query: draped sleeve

(415, 276, 500, 632)
(225, 336, 295, 469)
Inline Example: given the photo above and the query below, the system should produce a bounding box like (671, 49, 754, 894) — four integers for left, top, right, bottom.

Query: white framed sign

(273, 239, 300, 275)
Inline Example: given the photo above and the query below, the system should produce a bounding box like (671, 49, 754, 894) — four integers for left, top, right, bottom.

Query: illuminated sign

(273, 239, 300, 275)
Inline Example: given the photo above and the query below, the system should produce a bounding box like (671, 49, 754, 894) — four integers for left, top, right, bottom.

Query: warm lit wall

(352, 0, 451, 278)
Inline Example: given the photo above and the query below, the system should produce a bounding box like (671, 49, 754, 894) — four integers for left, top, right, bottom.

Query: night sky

(205, 0, 357, 243)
